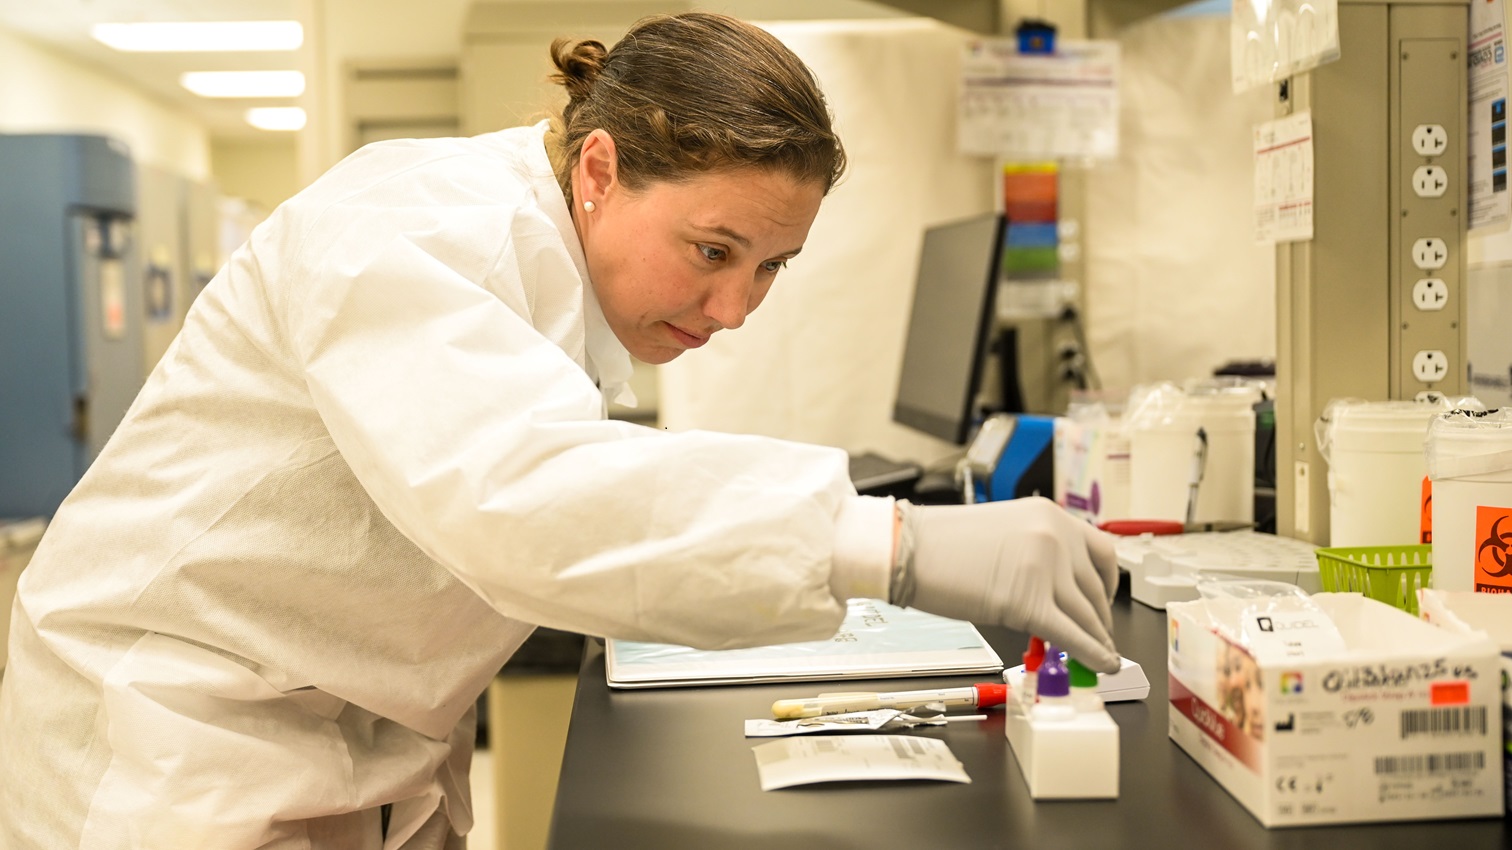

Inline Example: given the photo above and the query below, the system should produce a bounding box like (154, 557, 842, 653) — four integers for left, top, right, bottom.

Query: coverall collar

(524, 121, 636, 409)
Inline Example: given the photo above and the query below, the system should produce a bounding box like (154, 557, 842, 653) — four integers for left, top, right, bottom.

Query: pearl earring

(583, 200, 596, 213)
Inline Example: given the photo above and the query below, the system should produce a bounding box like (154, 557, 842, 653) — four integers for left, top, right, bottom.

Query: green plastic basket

(1314, 545, 1432, 615)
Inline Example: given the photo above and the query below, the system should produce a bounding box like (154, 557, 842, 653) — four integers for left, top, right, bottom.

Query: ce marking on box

(1275, 774, 1331, 794)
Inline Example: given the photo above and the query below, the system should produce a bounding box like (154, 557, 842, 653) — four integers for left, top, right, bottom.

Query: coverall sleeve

(277, 174, 889, 650)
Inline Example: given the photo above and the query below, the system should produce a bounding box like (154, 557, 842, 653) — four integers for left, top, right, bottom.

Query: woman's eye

(761, 259, 788, 274)
(698, 244, 726, 262)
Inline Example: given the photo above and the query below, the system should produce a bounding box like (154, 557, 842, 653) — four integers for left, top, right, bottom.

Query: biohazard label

(1420, 477, 1432, 545)
(1472, 506, 1512, 593)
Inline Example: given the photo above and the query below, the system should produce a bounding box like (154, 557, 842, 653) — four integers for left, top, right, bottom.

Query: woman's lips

(667, 323, 710, 348)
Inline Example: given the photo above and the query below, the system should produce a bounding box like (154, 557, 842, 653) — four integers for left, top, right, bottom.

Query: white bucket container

(1128, 384, 1258, 524)
(1320, 401, 1439, 547)
(1428, 410, 1512, 594)
(1053, 411, 1132, 524)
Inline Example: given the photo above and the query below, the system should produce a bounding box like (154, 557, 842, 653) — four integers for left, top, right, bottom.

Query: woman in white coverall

(0, 12, 1120, 849)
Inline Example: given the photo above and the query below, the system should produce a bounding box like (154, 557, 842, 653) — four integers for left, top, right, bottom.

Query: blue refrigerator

(0, 134, 141, 517)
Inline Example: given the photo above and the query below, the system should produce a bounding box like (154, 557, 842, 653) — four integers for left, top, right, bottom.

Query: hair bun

(549, 38, 608, 102)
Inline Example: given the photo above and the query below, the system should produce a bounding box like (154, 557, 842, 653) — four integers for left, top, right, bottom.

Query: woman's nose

(702, 272, 754, 331)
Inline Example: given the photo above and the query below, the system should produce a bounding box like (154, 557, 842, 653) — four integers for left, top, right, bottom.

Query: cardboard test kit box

(1418, 589, 1512, 815)
(1167, 592, 1503, 827)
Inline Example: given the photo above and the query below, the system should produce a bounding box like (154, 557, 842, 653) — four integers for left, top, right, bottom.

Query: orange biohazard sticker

(1420, 476, 1432, 545)
(1473, 506, 1512, 594)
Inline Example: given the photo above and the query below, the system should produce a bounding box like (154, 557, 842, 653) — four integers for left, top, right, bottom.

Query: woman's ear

(574, 129, 619, 208)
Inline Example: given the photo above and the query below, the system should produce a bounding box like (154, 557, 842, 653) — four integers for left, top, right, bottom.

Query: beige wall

(301, 0, 478, 181)
(210, 137, 302, 214)
(301, 0, 914, 180)
(0, 26, 211, 180)
(1087, 0, 1195, 37)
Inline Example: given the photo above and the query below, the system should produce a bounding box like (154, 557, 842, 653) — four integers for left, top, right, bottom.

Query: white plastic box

(1167, 592, 1503, 827)
(1003, 698, 1119, 798)
(1117, 530, 1321, 610)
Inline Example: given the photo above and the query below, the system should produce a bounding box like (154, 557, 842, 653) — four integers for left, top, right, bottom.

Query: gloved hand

(893, 497, 1121, 673)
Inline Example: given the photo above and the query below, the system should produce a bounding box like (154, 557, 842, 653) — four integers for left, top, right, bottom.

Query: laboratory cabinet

(0, 133, 140, 517)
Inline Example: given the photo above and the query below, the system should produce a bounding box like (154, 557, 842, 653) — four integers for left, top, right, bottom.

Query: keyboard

(848, 452, 922, 492)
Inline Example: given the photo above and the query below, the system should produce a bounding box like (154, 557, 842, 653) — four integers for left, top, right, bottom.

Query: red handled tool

(1098, 519, 1252, 536)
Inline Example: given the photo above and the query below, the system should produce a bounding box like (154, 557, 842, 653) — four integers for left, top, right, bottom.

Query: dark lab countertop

(547, 586, 1508, 850)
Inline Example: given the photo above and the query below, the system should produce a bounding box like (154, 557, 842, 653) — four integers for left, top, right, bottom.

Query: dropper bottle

(1067, 657, 1102, 713)
(1020, 636, 1046, 708)
(1032, 644, 1074, 721)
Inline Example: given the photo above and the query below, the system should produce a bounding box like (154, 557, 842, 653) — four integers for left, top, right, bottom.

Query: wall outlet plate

(1411, 277, 1449, 311)
(1412, 349, 1449, 383)
(1412, 123, 1449, 156)
(1412, 237, 1448, 270)
(1412, 165, 1449, 198)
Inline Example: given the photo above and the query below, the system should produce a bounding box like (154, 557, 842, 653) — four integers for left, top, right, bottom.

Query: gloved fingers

(1034, 608, 1121, 674)
(1081, 523, 1121, 604)
(1056, 566, 1116, 652)
(1069, 548, 1115, 634)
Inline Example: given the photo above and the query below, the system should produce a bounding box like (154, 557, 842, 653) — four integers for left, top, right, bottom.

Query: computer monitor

(892, 212, 1008, 445)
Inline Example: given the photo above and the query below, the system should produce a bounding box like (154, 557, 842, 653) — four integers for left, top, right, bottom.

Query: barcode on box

(1374, 751, 1486, 775)
(1399, 706, 1487, 739)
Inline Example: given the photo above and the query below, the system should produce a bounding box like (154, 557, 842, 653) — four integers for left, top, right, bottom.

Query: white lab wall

(1465, 174, 1512, 406)
(210, 138, 301, 215)
(658, 18, 994, 467)
(0, 26, 211, 180)
(1083, 9, 1276, 390)
(1470, 225, 1512, 265)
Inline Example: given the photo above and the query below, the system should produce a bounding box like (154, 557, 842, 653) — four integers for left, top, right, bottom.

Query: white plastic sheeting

(658, 19, 994, 467)
(1084, 8, 1276, 391)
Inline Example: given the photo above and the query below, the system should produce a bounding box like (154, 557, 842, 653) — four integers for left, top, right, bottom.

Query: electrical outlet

(1412, 237, 1448, 270)
(1412, 124, 1448, 156)
(1412, 349, 1449, 383)
(1412, 165, 1449, 198)
(1411, 277, 1449, 311)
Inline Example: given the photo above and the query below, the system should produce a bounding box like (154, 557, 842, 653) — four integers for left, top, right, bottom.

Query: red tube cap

(1023, 636, 1046, 672)
(973, 683, 1008, 709)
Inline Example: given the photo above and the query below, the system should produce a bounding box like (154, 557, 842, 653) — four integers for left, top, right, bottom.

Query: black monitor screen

(891, 212, 1005, 445)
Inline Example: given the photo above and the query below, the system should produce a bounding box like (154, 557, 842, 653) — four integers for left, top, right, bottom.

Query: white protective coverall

(0, 121, 894, 848)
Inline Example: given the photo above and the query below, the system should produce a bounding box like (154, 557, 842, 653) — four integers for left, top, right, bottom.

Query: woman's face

(572, 132, 826, 364)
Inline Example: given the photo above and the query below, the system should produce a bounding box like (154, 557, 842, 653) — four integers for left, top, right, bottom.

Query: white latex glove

(893, 497, 1121, 673)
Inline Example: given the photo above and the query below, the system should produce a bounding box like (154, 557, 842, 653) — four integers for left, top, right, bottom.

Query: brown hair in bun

(546, 12, 845, 202)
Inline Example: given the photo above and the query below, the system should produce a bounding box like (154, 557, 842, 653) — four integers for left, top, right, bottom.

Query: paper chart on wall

(1253, 111, 1314, 244)
(957, 39, 1120, 161)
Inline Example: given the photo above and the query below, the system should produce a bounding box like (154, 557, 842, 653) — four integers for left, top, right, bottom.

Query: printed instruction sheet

(1470, 0, 1510, 232)
(751, 735, 970, 791)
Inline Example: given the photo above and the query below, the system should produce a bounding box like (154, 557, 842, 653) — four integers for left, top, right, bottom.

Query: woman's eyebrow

(693, 223, 752, 248)
(693, 224, 804, 257)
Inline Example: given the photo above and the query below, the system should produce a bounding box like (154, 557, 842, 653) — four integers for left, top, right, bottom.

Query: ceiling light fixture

(181, 71, 305, 98)
(246, 107, 307, 132)
(92, 21, 303, 53)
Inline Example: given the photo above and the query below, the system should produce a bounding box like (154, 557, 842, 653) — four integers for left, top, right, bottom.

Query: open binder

(605, 599, 1004, 689)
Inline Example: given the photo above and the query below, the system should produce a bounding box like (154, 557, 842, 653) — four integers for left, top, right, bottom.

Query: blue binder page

(605, 599, 1003, 689)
